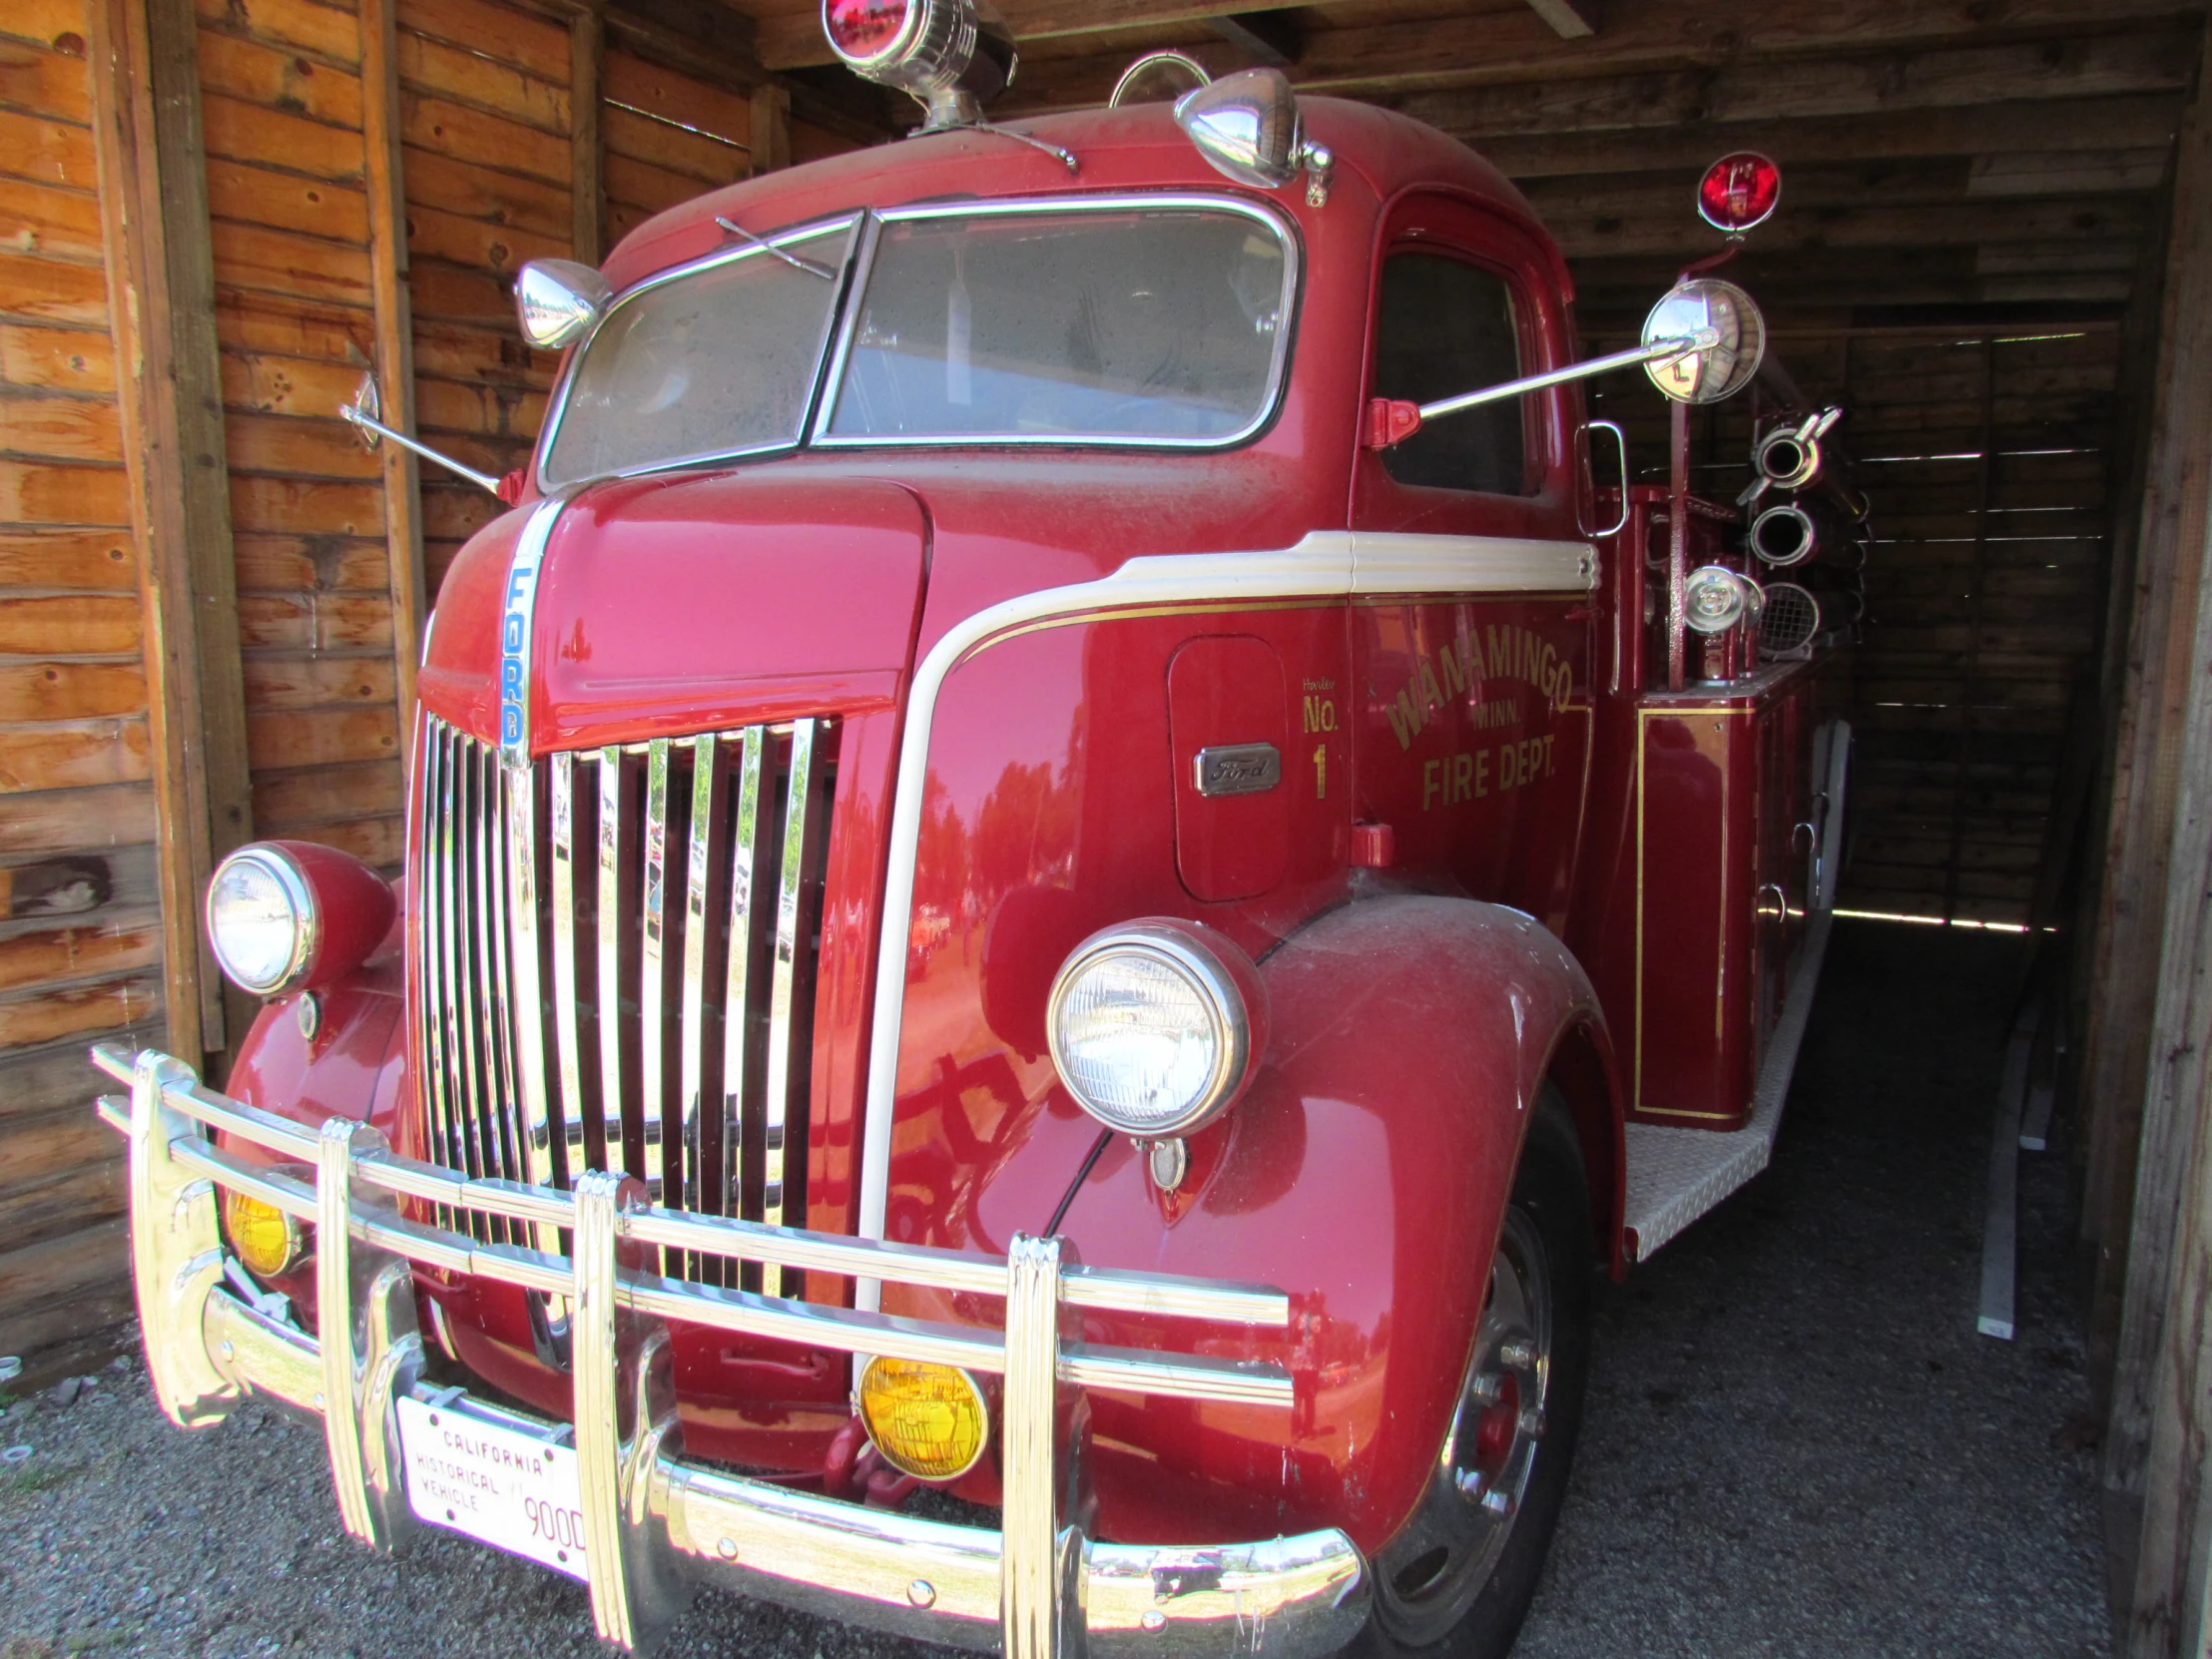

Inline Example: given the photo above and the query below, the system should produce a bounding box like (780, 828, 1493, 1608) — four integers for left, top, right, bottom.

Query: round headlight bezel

(205, 844, 318, 995)
(1045, 922, 1257, 1139)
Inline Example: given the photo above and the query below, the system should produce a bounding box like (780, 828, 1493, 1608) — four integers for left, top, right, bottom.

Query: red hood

(418, 471, 930, 746)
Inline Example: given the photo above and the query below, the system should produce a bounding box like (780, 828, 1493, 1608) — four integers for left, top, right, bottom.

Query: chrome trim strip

(537, 215, 864, 491)
(639, 739, 673, 1203)
(498, 495, 566, 766)
(680, 733, 726, 1230)
(812, 193, 1299, 454)
(549, 750, 589, 1181)
(761, 719, 820, 1293)
(597, 747, 628, 1183)
(853, 531, 1597, 1297)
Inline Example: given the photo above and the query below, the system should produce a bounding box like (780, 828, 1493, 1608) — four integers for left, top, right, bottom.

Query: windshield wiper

(715, 217, 836, 279)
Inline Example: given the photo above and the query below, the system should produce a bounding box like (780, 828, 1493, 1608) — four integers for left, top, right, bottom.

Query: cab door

(1349, 193, 1595, 932)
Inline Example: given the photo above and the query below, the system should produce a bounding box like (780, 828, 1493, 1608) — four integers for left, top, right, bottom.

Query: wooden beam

(87, 0, 256, 1074)
(1477, 95, 2185, 179)
(751, 81, 792, 173)
(603, 0, 765, 89)
(359, 0, 427, 733)
(572, 6, 605, 261)
(997, 1, 2202, 113)
(1526, 0, 1598, 40)
(2083, 17, 2212, 1648)
(1207, 11, 1302, 67)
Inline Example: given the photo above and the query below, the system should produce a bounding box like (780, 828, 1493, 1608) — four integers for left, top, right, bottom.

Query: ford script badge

(1194, 743, 1282, 798)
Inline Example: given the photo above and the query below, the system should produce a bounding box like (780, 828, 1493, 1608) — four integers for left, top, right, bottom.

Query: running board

(1622, 910, 1834, 1263)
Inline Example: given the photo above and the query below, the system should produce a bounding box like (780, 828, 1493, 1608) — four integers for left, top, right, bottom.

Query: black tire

(1345, 1090, 1595, 1659)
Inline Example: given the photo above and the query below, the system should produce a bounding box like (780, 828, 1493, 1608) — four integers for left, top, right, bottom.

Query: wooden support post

(751, 81, 792, 175)
(87, 0, 256, 1073)
(2089, 17, 2212, 1649)
(573, 6, 605, 263)
(360, 0, 426, 727)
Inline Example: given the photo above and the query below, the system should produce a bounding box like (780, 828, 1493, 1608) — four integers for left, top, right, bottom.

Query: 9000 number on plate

(396, 1396, 588, 1580)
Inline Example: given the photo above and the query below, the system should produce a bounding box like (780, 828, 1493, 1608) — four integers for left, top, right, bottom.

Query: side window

(1373, 253, 1527, 494)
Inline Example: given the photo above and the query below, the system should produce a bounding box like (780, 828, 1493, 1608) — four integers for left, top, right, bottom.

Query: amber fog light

(223, 1188, 304, 1279)
(857, 1357, 989, 1480)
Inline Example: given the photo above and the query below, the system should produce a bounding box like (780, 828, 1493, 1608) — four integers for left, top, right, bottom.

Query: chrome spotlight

(823, 0, 1015, 130)
(1174, 68, 1334, 208)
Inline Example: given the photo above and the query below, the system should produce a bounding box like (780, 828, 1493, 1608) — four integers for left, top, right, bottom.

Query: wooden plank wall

(0, 0, 801, 1374)
(1587, 324, 2120, 926)
(197, 0, 404, 873)
(0, 3, 167, 1373)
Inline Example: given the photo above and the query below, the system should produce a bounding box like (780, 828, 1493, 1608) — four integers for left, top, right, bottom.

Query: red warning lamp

(825, 0, 911, 59)
(1697, 152, 1782, 235)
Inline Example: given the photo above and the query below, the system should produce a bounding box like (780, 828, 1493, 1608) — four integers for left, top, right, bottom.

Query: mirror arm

(339, 401, 506, 496)
(1364, 329, 1719, 451)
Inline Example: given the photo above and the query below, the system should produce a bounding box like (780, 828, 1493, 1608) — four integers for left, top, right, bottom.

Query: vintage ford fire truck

(89, 4, 1862, 1655)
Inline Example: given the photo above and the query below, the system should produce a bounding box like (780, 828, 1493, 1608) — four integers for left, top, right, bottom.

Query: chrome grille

(415, 714, 833, 1291)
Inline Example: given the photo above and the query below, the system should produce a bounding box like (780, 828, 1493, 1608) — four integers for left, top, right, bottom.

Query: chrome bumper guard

(90, 1043, 1368, 1658)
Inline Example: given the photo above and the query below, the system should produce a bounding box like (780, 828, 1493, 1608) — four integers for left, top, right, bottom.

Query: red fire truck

(90, 4, 1861, 1656)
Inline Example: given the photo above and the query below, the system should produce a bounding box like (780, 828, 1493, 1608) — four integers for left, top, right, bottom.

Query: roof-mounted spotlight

(823, 0, 1017, 132)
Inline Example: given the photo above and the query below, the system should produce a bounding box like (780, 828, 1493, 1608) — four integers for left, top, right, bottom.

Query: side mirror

(515, 259, 612, 351)
(1174, 68, 1334, 208)
(1642, 277, 1765, 404)
(339, 371, 511, 499)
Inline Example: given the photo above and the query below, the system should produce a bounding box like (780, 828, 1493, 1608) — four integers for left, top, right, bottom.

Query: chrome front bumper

(90, 1044, 1369, 1658)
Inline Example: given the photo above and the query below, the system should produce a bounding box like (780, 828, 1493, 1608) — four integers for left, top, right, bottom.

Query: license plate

(396, 1395, 589, 1580)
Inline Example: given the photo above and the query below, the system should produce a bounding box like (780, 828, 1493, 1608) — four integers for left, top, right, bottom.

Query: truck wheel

(1349, 1094, 1594, 1659)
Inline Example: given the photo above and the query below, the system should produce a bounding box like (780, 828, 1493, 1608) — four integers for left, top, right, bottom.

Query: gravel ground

(0, 919, 2106, 1658)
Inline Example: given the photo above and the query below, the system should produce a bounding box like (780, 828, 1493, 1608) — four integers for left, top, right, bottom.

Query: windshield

(823, 203, 1292, 444)
(536, 198, 1297, 485)
(539, 219, 856, 489)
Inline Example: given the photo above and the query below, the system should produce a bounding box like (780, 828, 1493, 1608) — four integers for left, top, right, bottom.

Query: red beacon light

(821, 0, 1017, 132)
(1697, 152, 1782, 236)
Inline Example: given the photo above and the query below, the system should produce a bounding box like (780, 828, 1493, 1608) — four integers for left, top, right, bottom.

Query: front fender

(989, 894, 1618, 1556)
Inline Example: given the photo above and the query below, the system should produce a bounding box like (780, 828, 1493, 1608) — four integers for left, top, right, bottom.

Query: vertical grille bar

(446, 735, 491, 1191)
(416, 723, 456, 1230)
(680, 735, 728, 1226)
(762, 718, 827, 1296)
(506, 758, 558, 1193)
(414, 714, 835, 1274)
(479, 744, 522, 1192)
(721, 726, 773, 1291)
(597, 747, 632, 1178)
(639, 739, 674, 1204)
(550, 752, 602, 1179)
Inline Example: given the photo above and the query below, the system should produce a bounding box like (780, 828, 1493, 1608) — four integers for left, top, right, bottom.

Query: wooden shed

(6, 0, 2212, 1650)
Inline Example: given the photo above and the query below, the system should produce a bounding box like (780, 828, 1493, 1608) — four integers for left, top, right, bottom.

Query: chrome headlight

(1046, 922, 1259, 1138)
(205, 845, 316, 995)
